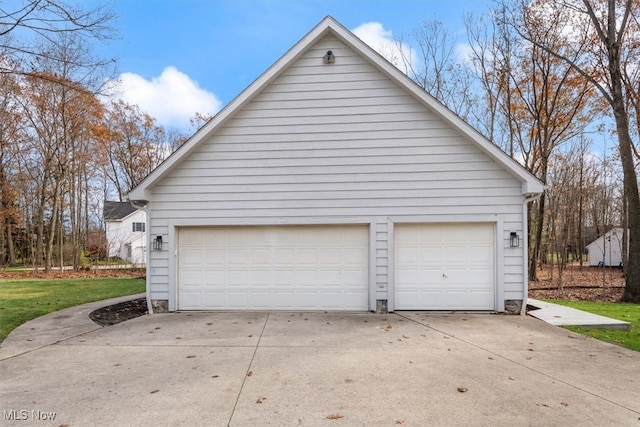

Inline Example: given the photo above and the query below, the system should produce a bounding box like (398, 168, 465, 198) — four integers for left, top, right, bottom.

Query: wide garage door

(178, 225, 369, 310)
(394, 223, 495, 310)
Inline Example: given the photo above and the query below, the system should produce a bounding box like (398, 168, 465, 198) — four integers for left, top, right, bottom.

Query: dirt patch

(529, 264, 625, 302)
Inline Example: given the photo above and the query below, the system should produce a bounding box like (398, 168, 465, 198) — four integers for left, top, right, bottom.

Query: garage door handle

(442, 273, 447, 278)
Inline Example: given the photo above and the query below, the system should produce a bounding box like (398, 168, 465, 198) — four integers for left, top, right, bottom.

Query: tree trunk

(615, 118, 640, 302)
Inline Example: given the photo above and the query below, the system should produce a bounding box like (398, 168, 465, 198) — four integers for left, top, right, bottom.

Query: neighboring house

(587, 228, 628, 267)
(104, 201, 147, 267)
(129, 17, 543, 313)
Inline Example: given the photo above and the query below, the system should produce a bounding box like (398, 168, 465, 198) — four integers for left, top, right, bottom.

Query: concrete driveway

(0, 301, 639, 426)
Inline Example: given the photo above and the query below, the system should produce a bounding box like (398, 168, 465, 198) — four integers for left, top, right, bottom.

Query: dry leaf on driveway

(326, 413, 344, 420)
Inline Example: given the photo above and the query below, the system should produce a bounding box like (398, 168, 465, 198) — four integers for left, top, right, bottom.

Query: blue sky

(103, 0, 492, 130)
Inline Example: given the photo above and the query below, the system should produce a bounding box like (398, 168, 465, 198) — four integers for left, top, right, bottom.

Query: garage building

(128, 16, 543, 313)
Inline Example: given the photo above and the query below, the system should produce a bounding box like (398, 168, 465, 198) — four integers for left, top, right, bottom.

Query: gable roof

(586, 228, 627, 249)
(129, 16, 544, 202)
(103, 201, 138, 221)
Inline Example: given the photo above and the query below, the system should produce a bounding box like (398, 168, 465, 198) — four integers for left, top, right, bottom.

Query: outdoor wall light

(510, 232, 520, 248)
(153, 235, 163, 251)
(323, 50, 335, 64)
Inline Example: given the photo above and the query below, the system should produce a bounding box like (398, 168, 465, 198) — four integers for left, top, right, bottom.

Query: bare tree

(509, 0, 640, 302)
(96, 100, 168, 201)
(0, 64, 24, 267)
(470, 3, 598, 280)
(397, 19, 477, 122)
(0, 0, 115, 80)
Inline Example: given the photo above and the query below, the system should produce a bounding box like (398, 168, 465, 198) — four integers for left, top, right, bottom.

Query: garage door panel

(178, 225, 369, 310)
(248, 270, 271, 286)
(395, 223, 495, 311)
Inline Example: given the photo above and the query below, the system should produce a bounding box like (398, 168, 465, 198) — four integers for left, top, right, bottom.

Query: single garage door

(394, 223, 495, 310)
(178, 225, 369, 310)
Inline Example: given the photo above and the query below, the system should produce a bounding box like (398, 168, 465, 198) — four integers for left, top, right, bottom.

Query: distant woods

(0, 1, 204, 271)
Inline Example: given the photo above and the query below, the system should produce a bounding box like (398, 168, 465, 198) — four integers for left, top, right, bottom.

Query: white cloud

(351, 22, 416, 73)
(454, 42, 475, 65)
(107, 66, 222, 129)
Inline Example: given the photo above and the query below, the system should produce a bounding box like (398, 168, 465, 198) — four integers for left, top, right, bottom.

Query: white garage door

(394, 223, 495, 310)
(178, 225, 369, 310)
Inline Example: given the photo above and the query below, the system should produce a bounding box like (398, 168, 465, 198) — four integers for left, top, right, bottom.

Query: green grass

(546, 300, 640, 351)
(0, 277, 145, 343)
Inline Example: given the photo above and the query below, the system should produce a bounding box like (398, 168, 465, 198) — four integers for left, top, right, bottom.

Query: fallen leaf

(176, 337, 182, 339)
(444, 336, 450, 339)
(526, 357, 533, 360)
(536, 403, 549, 407)
(457, 387, 468, 393)
(488, 357, 494, 360)
(567, 335, 578, 339)
(527, 348, 534, 352)
(155, 326, 161, 330)
(385, 325, 392, 331)
(113, 363, 122, 367)
(248, 334, 253, 338)
(186, 355, 197, 359)
(26, 338, 33, 342)
(561, 402, 568, 407)
(150, 389, 159, 394)
(247, 371, 253, 377)
(508, 376, 515, 381)
(212, 375, 219, 378)
(326, 413, 344, 420)
(402, 335, 409, 339)
(256, 396, 267, 403)
(396, 419, 405, 424)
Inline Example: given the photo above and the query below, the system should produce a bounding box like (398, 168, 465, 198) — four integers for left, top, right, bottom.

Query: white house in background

(128, 16, 543, 314)
(587, 228, 628, 267)
(104, 201, 147, 266)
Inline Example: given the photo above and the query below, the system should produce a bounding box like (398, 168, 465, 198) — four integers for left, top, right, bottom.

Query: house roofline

(129, 16, 543, 202)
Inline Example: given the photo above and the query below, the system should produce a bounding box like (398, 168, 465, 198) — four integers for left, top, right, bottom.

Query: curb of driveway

(527, 298, 631, 331)
(0, 293, 146, 360)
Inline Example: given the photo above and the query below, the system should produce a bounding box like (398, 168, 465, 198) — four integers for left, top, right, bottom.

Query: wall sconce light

(323, 50, 335, 64)
(510, 232, 520, 248)
(153, 235, 163, 251)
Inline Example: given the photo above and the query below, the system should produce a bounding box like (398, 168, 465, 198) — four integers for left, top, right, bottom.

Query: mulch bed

(89, 297, 149, 326)
(0, 268, 145, 280)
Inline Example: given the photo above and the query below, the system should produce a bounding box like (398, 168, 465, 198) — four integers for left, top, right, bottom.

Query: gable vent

(323, 50, 335, 64)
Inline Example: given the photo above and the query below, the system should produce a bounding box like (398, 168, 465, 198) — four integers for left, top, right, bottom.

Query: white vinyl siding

(145, 34, 526, 309)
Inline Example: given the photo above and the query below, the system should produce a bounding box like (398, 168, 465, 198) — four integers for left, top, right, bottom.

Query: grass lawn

(0, 277, 145, 343)
(547, 300, 640, 352)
